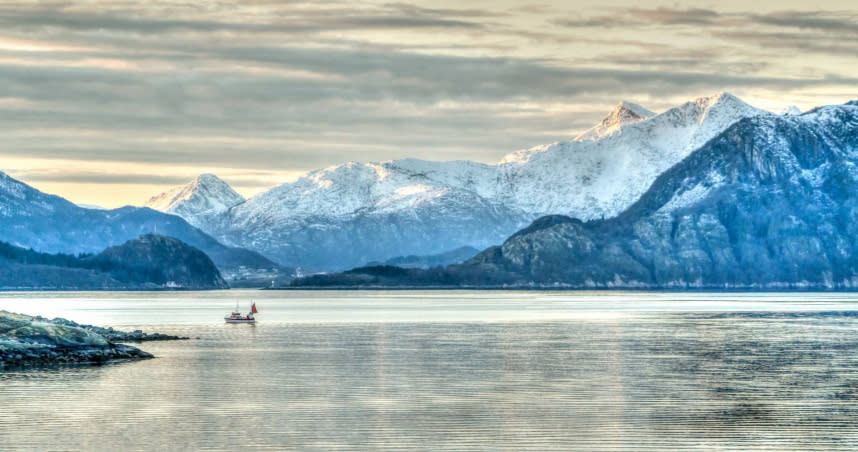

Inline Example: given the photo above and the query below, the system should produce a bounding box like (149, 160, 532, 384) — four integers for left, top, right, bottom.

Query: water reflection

(1, 294, 858, 450)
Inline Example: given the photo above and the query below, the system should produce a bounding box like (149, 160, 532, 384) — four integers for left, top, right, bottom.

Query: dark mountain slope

(368, 246, 481, 269)
(468, 102, 858, 288)
(87, 234, 228, 289)
(0, 172, 279, 273)
(0, 234, 228, 290)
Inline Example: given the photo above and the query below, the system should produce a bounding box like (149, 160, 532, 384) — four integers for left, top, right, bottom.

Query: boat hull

(224, 318, 256, 324)
(225, 302, 258, 323)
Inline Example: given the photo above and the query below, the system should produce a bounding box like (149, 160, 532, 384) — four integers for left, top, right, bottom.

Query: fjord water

(2, 291, 858, 450)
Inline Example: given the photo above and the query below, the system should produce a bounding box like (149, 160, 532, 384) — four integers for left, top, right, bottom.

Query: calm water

(1, 290, 858, 451)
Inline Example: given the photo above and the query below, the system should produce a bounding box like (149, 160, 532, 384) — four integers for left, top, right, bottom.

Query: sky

(2, 0, 857, 207)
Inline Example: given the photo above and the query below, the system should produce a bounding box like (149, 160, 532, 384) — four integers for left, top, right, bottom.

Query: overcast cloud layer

(2, 0, 857, 206)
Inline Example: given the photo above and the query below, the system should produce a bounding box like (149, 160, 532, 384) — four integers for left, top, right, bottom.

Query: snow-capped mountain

(0, 170, 277, 274)
(166, 92, 771, 270)
(145, 174, 244, 227)
(210, 161, 528, 270)
(453, 100, 858, 288)
(496, 92, 768, 219)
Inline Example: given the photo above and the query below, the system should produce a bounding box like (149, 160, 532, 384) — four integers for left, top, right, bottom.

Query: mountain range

(8, 92, 853, 290)
(144, 92, 768, 270)
(0, 172, 280, 279)
(295, 100, 858, 289)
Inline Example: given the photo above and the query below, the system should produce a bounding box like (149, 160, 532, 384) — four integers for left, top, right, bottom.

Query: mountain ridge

(291, 100, 858, 288)
(0, 172, 279, 276)
(481, 100, 858, 287)
(165, 92, 770, 269)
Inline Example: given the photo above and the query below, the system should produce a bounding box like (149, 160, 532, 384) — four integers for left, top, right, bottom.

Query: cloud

(0, 4, 489, 35)
(555, 7, 721, 28)
(554, 7, 858, 34)
(1, 47, 855, 176)
(9, 170, 195, 185)
(0, 1, 856, 207)
(711, 30, 858, 56)
(628, 7, 721, 25)
(552, 15, 637, 28)
(384, 3, 506, 19)
(1, 46, 854, 120)
(748, 10, 858, 33)
(551, 8, 858, 57)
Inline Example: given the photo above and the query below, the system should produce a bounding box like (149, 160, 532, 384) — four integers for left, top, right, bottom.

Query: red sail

(251, 302, 259, 314)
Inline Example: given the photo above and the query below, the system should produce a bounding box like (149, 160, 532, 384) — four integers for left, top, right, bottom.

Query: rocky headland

(0, 310, 186, 369)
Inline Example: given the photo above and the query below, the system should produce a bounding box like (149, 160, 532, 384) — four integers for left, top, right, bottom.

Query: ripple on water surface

(1, 292, 858, 450)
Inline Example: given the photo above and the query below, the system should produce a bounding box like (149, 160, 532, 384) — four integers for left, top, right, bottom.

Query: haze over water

(1, 290, 858, 450)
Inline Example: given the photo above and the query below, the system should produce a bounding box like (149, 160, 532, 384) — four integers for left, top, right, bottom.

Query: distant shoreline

(3, 286, 858, 293)
(0, 287, 225, 292)
(266, 286, 858, 292)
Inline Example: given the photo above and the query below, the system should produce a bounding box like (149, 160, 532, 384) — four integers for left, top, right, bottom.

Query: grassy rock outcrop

(0, 311, 184, 369)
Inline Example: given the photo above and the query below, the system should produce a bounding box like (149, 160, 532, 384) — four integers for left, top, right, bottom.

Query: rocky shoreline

(0, 311, 187, 370)
(42, 316, 188, 342)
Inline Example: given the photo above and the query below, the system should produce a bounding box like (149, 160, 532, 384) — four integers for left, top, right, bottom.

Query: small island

(0, 310, 185, 369)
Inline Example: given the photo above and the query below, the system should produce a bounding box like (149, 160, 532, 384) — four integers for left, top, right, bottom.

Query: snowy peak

(144, 174, 244, 224)
(682, 92, 760, 124)
(575, 100, 654, 141)
(695, 91, 740, 108)
(245, 158, 497, 221)
(645, 92, 767, 150)
(702, 91, 743, 108)
(494, 92, 771, 219)
(602, 100, 654, 127)
(503, 92, 766, 165)
(571, 93, 758, 144)
(781, 105, 802, 116)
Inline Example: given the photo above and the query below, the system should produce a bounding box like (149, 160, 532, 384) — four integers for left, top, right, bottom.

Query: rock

(0, 310, 181, 370)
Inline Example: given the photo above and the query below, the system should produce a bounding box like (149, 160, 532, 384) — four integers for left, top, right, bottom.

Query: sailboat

(224, 301, 259, 324)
